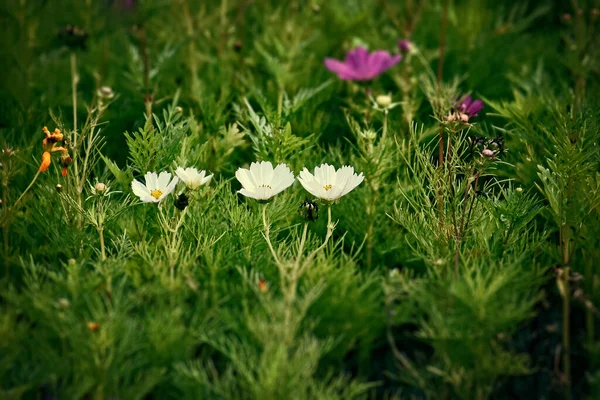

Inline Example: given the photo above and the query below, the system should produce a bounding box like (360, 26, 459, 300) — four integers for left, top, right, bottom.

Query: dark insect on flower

(487, 134, 504, 155)
(174, 193, 189, 211)
(469, 135, 487, 153)
(299, 199, 319, 222)
(58, 25, 89, 50)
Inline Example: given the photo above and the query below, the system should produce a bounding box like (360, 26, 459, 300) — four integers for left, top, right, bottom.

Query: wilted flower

(174, 193, 189, 211)
(298, 163, 364, 201)
(324, 46, 402, 81)
(299, 199, 319, 222)
(235, 161, 295, 201)
(131, 171, 179, 203)
(175, 167, 213, 190)
(39, 127, 70, 174)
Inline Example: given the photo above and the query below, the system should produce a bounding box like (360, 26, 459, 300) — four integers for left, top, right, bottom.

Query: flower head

(39, 127, 70, 173)
(175, 167, 213, 190)
(397, 39, 413, 53)
(131, 171, 178, 203)
(235, 161, 295, 201)
(298, 163, 364, 201)
(457, 96, 484, 120)
(324, 46, 402, 81)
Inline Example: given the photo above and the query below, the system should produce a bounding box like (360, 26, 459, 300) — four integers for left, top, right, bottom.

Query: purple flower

(324, 46, 402, 81)
(458, 96, 484, 118)
(397, 39, 412, 53)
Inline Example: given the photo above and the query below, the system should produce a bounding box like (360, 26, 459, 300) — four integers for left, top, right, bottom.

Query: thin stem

(437, 0, 449, 87)
(381, 109, 388, 142)
(296, 222, 309, 269)
(98, 228, 106, 261)
(277, 86, 284, 121)
(181, 0, 200, 99)
(562, 266, 572, 400)
(12, 170, 41, 209)
(262, 203, 282, 266)
(300, 205, 334, 276)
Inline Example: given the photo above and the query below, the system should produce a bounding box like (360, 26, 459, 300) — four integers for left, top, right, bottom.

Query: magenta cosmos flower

(458, 96, 484, 118)
(324, 46, 402, 81)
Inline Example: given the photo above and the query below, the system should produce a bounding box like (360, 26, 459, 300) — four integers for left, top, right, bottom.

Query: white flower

(131, 171, 179, 203)
(298, 163, 364, 201)
(235, 161, 295, 201)
(175, 167, 213, 190)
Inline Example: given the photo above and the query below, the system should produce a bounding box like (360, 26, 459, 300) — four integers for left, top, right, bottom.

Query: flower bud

(298, 199, 318, 222)
(360, 129, 377, 141)
(258, 278, 269, 293)
(87, 322, 100, 332)
(56, 184, 63, 192)
(97, 86, 114, 99)
(312, 4, 321, 13)
(57, 298, 70, 308)
(398, 39, 412, 53)
(174, 193, 189, 211)
(175, 106, 183, 114)
(95, 182, 107, 193)
(482, 148, 495, 158)
(516, 187, 523, 193)
(376, 94, 392, 108)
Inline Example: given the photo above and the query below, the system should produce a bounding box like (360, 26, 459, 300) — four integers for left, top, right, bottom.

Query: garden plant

(1, 0, 600, 399)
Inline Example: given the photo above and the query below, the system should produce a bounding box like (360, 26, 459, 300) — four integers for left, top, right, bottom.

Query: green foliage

(1, 0, 599, 399)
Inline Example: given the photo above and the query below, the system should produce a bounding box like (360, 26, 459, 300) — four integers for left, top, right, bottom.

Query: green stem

(296, 222, 309, 269)
(381, 109, 388, 142)
(98, 227, 106, 261)
(262, 203, 282, 266)
(12, 170, 41, 209)
(277, 86, 284, 121)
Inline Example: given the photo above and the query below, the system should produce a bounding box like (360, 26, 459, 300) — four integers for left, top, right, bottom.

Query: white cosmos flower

(298, 163, 364, 201)
(175, 167, 213, 190)
(131, 171, 179, 203)
(235, 161, 295, 201)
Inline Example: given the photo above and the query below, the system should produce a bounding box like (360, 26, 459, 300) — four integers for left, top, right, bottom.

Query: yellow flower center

(259, 184, 272, 189)
(324, 184, 333, 191)
(151, 189, 163, 199)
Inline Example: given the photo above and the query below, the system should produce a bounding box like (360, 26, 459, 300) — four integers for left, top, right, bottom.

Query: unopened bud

(360, 129, 377, 141)
(57, 298, 70, 308)
(459, 112, 469, 123)
(516, 187, 523, 193)
(56, 184, 63, 192)
(258, 278, 269, 293)
(87, 322, 100, 332)
(233, 40, 243, 52)
(95, 182, 107, 193)
(561, 13, 572, 23)
(445, 113, 457, 122)
(312, 4, 320, 13)
(175, 106, 183, 114)
(97, 86, 114, 99)
(376, 94, 392, 108)
(482, 148, 495, 158)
